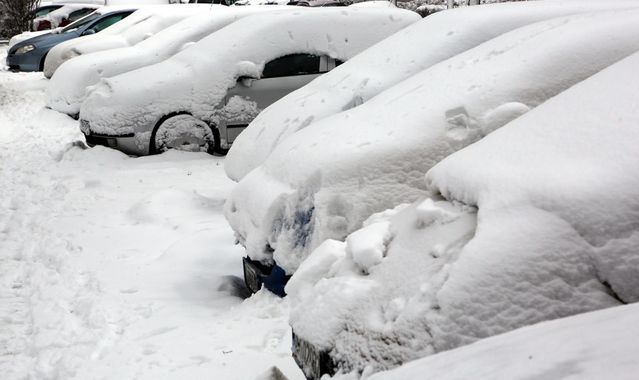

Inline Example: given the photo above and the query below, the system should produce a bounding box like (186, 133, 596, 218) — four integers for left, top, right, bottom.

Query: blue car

(6, 7, 134, 72)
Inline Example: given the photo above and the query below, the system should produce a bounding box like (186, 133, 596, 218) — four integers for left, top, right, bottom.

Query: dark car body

(7, 9, 134, 72)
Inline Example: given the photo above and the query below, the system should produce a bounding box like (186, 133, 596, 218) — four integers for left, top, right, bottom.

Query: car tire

(150, 113, 216, 155)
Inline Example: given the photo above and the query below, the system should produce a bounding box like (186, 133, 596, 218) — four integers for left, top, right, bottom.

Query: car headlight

(15, 44, 35, 55)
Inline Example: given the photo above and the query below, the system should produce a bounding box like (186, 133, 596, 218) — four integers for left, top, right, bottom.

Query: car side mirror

(82, 29, 96, 36)
(237, 76, 256, 88)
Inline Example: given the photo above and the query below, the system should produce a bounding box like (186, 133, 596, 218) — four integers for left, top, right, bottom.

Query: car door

(220, 54, 337, 147)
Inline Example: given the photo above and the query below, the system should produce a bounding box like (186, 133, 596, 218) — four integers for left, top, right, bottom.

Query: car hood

(12, 30, 79, 51)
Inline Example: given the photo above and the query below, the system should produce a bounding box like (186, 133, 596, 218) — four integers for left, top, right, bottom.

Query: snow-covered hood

(43, 4, 218, 78)
(8, 28, 60, 48)
(287, 48, 639, 376)
(79, 7, 420, 136)
(225, 9, 639, 274)
(224, 0, 639, 181)
(46, 6, 295, 115)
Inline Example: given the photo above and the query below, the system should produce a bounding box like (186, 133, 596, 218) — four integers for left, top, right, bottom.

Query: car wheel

(150, 114, 215, 154)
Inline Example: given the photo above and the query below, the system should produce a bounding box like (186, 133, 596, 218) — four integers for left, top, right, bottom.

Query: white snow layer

(224, 0, 639, 181)
(287, 45, 639, 377)
(46, 6, 294, 115)
(368, 304, 639, 380)
(44, 4, 219, 78)
(78, 7, 419, 135)
(225, 9, 639, 275)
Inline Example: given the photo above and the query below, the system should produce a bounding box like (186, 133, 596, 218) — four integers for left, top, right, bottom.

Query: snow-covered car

(368, 304, 639, 380)
(78, 7, 420, 156)
(286, 46, 639, 379)
(47, 6, 294, 116)
(6, 6, 135, 72)
(225, 9, 639, 297)
(32, 4, 101, 31)
(43, 4, 219, 78)
(224, 0, 639, 181)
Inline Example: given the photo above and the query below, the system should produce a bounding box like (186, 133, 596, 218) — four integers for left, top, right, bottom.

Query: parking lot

(0, 45, 304, 380)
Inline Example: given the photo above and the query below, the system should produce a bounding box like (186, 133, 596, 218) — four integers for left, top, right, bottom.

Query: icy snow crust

(46, 6, 293, 115)
(79, 7, 419, 136)
(368, 304, 639, 380)
(43, 4, 217, 78)
(287, 47, 639, 377)
(225, 0, 639, 181)
(225, 9, 639, 274)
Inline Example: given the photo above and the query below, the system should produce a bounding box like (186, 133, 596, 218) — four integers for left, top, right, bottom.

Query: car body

(224, 9, 639, 297)
(43, 4, 219, 78)
(78, 7, 419, 156)
(47, 6, 301, 116)
(224, 0, 639, 181)
(287, 47, 639, 378)
(7, 7, 135, 72)
(32, 4, 101, 31)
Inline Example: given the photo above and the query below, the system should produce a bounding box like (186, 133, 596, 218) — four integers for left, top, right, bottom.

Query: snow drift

(225, 9, 639, 275)
(224, 0, 639, 181)
(43, 4, 217, 78)
(46, 6, 296, 116)
(288, 47, 639, 377)
(367, 304, 639, 380)
(79, 7, 420, 137)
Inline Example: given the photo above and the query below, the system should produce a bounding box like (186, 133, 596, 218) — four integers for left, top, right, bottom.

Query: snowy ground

(0, 45, 304, 380)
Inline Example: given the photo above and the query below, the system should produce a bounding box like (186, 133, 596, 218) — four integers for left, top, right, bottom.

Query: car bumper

(242, 256, 291, 297)
(6, 52, 41, 72)
(81, 119, 150, 156)
(292, 331, 335, 380)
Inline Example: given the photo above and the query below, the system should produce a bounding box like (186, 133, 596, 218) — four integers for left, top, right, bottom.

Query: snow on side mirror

(82, 29, 96, 36)
(238, 76, 256, 88)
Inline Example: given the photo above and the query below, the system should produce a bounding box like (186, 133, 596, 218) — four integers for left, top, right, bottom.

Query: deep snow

(0, 45, 304, 380)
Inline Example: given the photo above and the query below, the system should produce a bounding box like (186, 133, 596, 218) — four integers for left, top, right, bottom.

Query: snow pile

(44, 4, 218, 78)
(79, 7, 419, 136)
(46, 6, 289, 115)
(287, 47, 639, 376)
(367, 304, 639, 380)
(225, 0, 639, 181)
(33, 4, 100, 29)
(225, 9, 639, 275)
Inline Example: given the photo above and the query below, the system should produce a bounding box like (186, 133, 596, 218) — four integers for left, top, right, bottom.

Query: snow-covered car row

(12, 0, 639, 379)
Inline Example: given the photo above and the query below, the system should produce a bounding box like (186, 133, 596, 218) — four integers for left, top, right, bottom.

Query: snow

(224, 0, 639, 181)
(46, 6, 292, 115)
(78, 7, 419, 136)
(33, 4, 100, 29)
(225, 8, 639, 276)
(367, 304, 639, 380)
(0, 46, 305, 380)
(286, 44, 639, 378)
(43, 4, 222, 79)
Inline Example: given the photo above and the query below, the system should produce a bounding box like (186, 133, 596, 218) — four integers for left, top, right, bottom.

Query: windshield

(61, 12, 100, 33)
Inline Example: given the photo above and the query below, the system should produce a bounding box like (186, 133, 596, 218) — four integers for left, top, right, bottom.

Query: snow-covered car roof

(47, 6, 295, 115)
(224, 0, 639, 181)
(33, 3, 101, 28)
(287, 46, 639, 377)
(79, 7, 420, 136)
(44, 4, 221, 78)
(224, 9, 639, 274)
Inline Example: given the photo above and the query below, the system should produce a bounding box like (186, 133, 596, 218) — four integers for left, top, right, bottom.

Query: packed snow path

(0, 46, 304, 380)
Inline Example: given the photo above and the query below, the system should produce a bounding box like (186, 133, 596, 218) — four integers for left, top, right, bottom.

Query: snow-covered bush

(225, 8, 639, 276)
(225, 0, 639, 181)
(288, 47, 639, 378)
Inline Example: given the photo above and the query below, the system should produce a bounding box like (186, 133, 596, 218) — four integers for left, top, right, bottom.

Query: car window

(61, 12, 100, 33)
(68, 8, 95, 22)
(89, 12, 131, 33)
(261, 54, 321, 79)
(34, 6, 61, 17)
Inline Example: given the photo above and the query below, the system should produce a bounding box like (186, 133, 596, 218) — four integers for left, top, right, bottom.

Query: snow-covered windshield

(61, 12, 100, 33)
